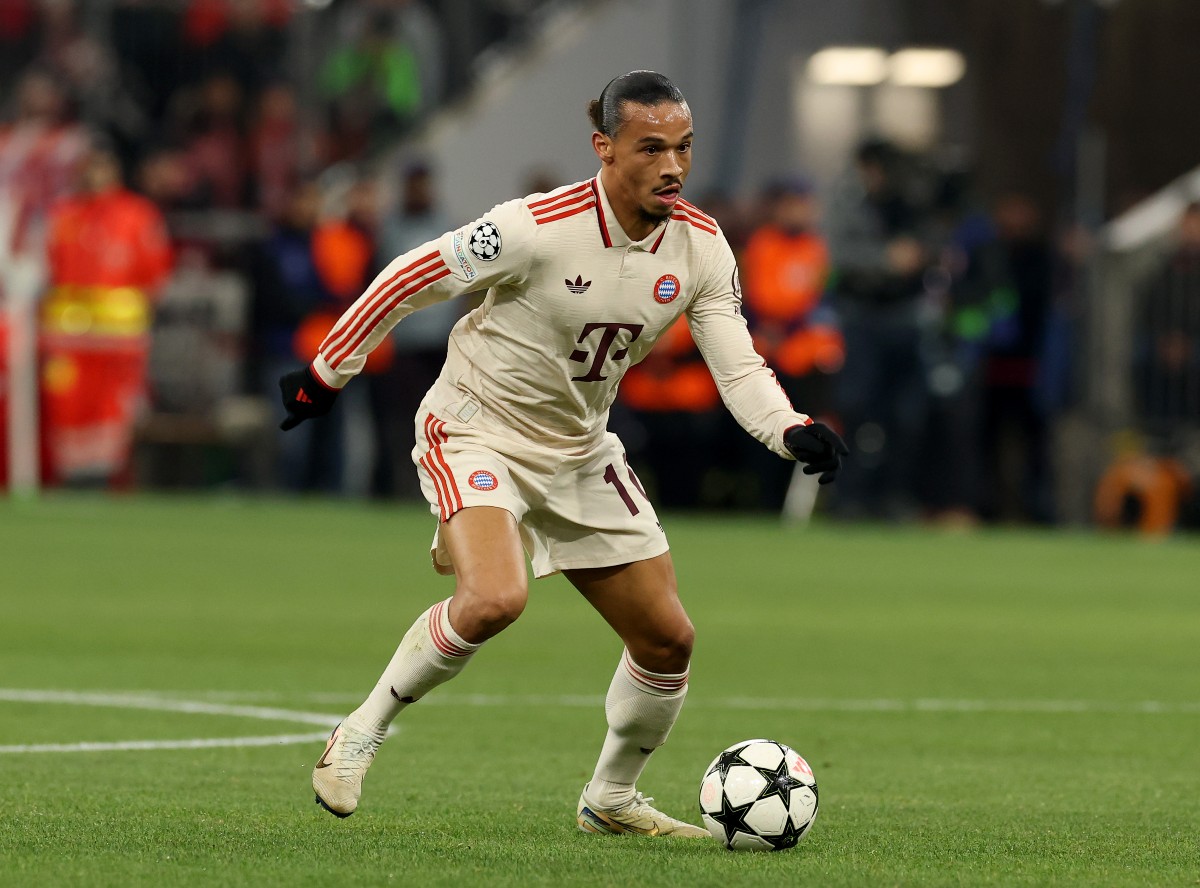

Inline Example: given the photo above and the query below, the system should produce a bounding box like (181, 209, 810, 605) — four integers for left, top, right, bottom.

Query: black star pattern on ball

(748, 758, 814, 850)
(711, 746, 751, 780)
(707, 782, 757, 847)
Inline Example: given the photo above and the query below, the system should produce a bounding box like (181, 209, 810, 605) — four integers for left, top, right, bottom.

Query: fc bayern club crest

(468, 470, 498, 491)
(653, 274, 681, 304)
(468, 221, 502, 261)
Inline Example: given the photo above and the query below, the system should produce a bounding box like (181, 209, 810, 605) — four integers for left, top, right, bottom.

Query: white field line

(0, 688, 342, 755)
(7, 688, 1197, 716)
(0, 689, 340, 726)
(0, 733, 328, 755)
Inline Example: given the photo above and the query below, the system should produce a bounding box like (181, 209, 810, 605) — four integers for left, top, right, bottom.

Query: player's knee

(637, 618, 694, 675)
(453, 582, 527, 640)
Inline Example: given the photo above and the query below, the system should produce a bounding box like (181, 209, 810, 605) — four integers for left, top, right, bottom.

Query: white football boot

(312, 720, 385, 817)
(576, 784, 709, 837)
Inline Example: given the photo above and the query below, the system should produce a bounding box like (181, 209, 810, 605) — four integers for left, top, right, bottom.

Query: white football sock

(587, 649, 689, 810)
(348, 598, 479, 737)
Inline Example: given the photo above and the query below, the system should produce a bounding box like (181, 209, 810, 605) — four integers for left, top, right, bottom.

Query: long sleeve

(686, 233, 811, 458)
(310, 199, 536, 388)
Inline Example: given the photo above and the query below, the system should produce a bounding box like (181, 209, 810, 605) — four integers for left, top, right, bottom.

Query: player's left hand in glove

(279, 365, 339, 430)
(784, 421, 849, 485)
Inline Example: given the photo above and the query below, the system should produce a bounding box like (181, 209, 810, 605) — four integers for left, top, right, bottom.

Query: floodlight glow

(807, 47, 888, 86)
(887, 49, 966, 88)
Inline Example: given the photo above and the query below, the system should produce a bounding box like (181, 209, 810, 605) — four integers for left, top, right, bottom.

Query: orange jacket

(47, 188, 172, 291)
(298, 219, 394, 373)
(740, 225, 843, 376)
(621, 317, 720, 413)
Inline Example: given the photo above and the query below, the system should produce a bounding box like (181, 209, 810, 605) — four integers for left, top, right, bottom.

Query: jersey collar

(591, 173, 669, 254)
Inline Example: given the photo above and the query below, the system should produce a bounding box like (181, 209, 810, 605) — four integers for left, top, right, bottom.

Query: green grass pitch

(1, 495, 1198, 887)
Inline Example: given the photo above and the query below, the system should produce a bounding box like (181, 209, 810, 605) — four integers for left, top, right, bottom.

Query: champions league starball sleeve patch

(468, 221, 502, 261)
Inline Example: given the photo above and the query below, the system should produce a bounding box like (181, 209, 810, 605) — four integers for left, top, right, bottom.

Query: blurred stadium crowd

(1, 0, 1197, 530)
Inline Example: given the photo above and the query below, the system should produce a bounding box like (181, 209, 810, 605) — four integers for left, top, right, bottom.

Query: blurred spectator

(181, 0, 290, 95)
(175, 72, 250, 209)
(0, 1, 39, 88)
(739, 176, 843, 509)
(0, 69, 88, 267)
(250, 82, 306, 221)
(621, 317, 722, 509)
(320, 8, 424, 161)
(307, 174, 398, 496)
(1135, 202, 1200, 428)
(111, 0, 186, 125)
(36, 0, 147, 155)
(136, 144, 202, 212)
(376, 162, 457, 498)
(966, 193, 1054, 522)
(825, 139, 932, 520)
(330, 0, 445, 117)
(250, 179, 344, 491)
(698, 189, 751, 255)
(41, 139, 173, 486)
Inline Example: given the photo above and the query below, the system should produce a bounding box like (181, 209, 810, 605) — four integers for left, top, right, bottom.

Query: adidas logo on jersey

(565, 275, 592, 295)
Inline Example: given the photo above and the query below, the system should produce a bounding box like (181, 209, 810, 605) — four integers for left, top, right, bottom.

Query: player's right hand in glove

(784, 421, 849, 485)
(279, 365, 339, 431)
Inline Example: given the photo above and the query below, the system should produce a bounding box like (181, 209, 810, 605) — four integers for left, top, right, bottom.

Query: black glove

(278, 365, 339, 431)
(784, 422, 849, 485)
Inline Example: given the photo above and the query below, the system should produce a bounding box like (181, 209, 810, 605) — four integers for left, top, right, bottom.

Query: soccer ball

(699, 738, 818, 851)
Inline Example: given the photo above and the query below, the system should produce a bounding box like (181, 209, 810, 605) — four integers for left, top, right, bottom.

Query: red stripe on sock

(428, 601, 472, 658)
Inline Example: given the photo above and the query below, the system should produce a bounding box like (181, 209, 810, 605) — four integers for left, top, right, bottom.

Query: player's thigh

(565, 552, 694, 673)
(440, 506, 530, 640)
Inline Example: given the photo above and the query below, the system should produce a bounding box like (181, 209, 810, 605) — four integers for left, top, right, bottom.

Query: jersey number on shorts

(603, 456, 648, 516)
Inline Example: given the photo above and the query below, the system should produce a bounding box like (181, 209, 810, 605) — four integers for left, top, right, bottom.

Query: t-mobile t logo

(569, 322, 644, 381)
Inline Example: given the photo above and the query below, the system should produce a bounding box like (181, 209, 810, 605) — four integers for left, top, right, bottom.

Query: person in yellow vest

(41, 140, 172, 485)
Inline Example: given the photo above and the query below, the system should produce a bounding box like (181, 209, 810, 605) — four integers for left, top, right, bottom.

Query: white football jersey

(312, 174, 809, 457)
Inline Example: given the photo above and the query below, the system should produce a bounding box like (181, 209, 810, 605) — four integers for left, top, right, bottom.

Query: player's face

(595, 101, 693, 230)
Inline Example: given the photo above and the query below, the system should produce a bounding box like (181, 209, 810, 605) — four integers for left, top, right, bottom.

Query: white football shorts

(412, 388, 668, 579)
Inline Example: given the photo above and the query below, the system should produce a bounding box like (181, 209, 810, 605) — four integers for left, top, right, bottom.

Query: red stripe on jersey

(324, 258, 447, 367)
(649, 224, 668, 254)
(589, 179, 613, 247)
(527, 181, 590, 210)
(675, 203, 719, 232)
(324, 262, 451, 368)
(319, 251, 439, 357)
(429, 419, 462, 514)
(671, 213, 717, 235)
(530, 187, 594, 218)
(677, 198, 716, 228)
(306, 362, 338, 390)
(534, 201, 597, 225)
(762, 359, 796, 410)
(319, 253, 446, 367)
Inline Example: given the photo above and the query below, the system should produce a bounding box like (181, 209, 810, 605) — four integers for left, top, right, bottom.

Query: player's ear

(592, 130, 615, 165)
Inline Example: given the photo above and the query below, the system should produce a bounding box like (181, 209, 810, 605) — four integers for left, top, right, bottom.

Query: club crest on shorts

(468, 470, 498, 491)
(653, 274, 681, 304)
(468, 221, 502, 261)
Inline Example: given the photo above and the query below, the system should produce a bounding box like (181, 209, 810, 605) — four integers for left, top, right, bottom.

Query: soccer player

(280, 71, 847, 836)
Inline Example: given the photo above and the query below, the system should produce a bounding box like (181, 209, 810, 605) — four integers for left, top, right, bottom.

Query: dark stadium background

(1, 0, 1198, 531)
